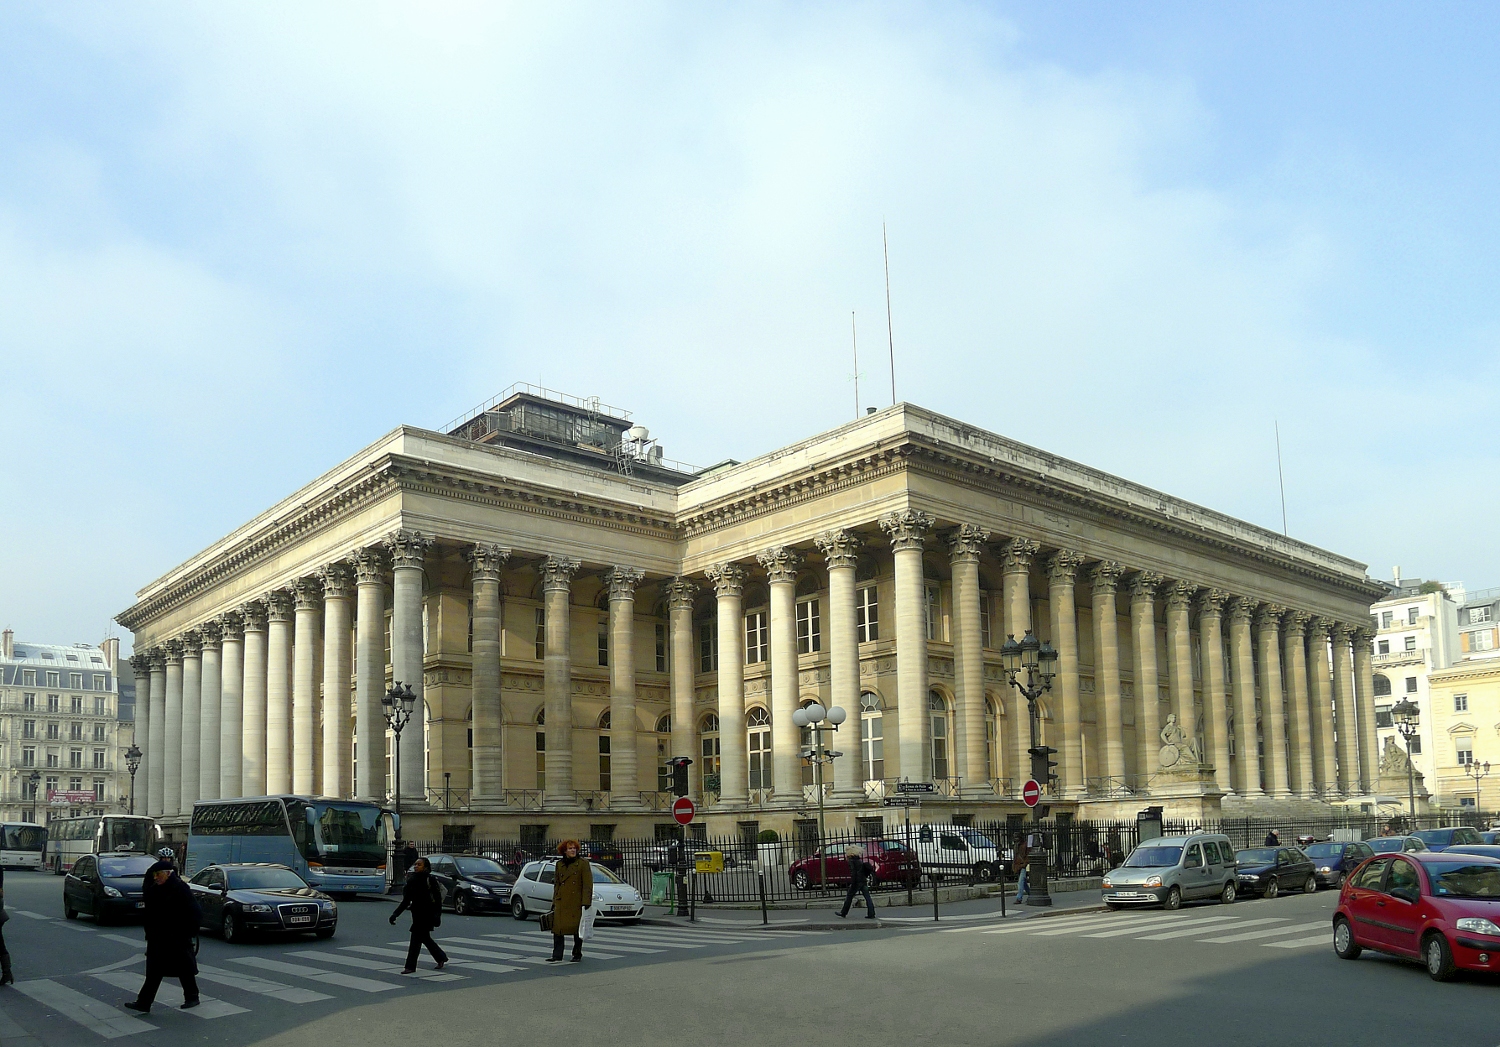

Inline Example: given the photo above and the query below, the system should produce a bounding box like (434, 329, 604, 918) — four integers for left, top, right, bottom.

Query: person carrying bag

(390, 856, 448, 974)
(548, 840, 593, 963)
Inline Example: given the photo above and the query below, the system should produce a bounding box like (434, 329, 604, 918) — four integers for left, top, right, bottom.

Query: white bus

(44, 815, 162, 875)
(187, 796, 394, 895)
(0, 823, 47, 870)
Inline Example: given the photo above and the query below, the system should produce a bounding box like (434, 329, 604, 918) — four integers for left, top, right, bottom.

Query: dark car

(188, 863, 337, 943)
(1367, 836, 1428, 855)
(1412, 827, 1484, 851)
(1481, 831, 1500, 845)
(426, 853, 517, 915)
(585, 841, 625, 873)
(62, 852, 156, 924)
(789, 840, 921, 890)
(1234, 846, 1317, 898)
(1304, 841, 1377, 889)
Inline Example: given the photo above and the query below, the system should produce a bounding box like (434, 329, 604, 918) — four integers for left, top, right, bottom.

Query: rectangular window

(980, 593, 992, 649)
(1380, 610, 1392, 628)
(796, 598, 821, 655)
(92, 749, 105, 769)
(535, 728, 546, 791)
(1376, 706, 1392, 729)
(856, 586, 879, 643)
(94, 696, 106, 716)
(1405, 677, 1418, 694)
(69, 673, 82, 689)
(1378, 639, 1390, 654)
(1460, 796, 1477, 808)
(22, 693, 34, 711)
(21, 746, 34, 767)
(46, 751, 59, 768)
(93, 724, 105, 742)
(534, 607, 546, 660)
(1471, 606, 1493, 624)
(699, 620, 718, 673)
(46, 723, 59, 740)
(69, 776, 82, 792)
(22, 720, 34, 739)
(655, 623, 667, 673)
(69, 723, 82, 741)
(597, 618, 609, 668)
(1404, 635, 1417, 651)
(70, 748, 83, 769)
(1471, 630, 1496, 653)
(1458, 740, 1475, 766)
(47, 695, 59, 713)
(1408, 735, 1422, 754)
(46, 672, 59, 688)
(1455, 693, 1470, 712)
(92, 674, 107, 690)
(1408, 607, 1419, 625)
(598, 734, 611, 792)
(70, 696, 82, 715)
(925, 583, 942, 641)
(745, 611, 768, 664)
(93, 779, 105, 802)
(21, 670, 35, 686)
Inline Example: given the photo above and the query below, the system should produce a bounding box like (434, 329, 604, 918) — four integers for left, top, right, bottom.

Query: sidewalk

(639, 886, 1105, 932)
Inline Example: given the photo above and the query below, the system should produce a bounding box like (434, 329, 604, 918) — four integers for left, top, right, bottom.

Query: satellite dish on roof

(626, 425, 650, 442)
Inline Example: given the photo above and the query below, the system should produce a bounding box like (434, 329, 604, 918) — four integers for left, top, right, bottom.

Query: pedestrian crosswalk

(0, 922, 823, 1043)
(941, 909, 1334, 950)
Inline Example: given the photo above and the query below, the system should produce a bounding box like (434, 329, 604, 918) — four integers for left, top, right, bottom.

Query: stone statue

(1380, 736, 1412, 777)
(1158, 713, 1202, 769)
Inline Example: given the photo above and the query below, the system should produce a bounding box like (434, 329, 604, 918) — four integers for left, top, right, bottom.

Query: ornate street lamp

(1463, 758, 1491, 820)
(1000, 629, 1059, 907)
(125, 744, 142, 815)
(26, 770, 40, 820)
(1392, 698, 1420, 826)
(382, 682, 418, 858)
(792, 702, 846, 892)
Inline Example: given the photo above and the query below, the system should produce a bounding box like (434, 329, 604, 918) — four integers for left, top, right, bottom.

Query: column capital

(947, 524, 990, 564)
(318, 562, 355, 599)
(664, 577, 697, 610)
(1164, 579, 1199, 610)
(1254, 603, 1289, 631)
(1088, 560, 1128, 595)
(705, 562, 748, 598)
(1129, 570, 1164, 600)
(879, 509, 935, 552)
(1227, 595, 1257, 626)
(219, 610, 245, 642)
(181, 630, 202, 657)
(999, 536, 1041, 573)
(129, 653, 152, 675)
(352, 547, 390, 586)
(164, 639, 184, 665)
(148, 648, 167, 671)
(1046, 550, 1085, 585)
(385, 529, 434, 570)
(1197, 588, 1231, 619)
(199, 620, 223, 649)
(1308, 615, 1333, 641)
(604, 565, 645, 600)
(1331, 621, 1354, 642)
(540, 555, 581, 592)
(814, 529, 862, 569)
(292, 577, 324, 611)
(1282, 610, 1312, 638)
(467, 544, 511, 583)
(240, 600, 269, 632)
(755, 546, 800, 584)
(1352, 625, 1375, 646)
(266, 589, 295, 623)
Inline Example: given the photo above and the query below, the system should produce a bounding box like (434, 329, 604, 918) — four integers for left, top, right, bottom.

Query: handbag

(539, 910, 555, 933)
(580, 907, 596, 941)
(430, 879, 443, 927)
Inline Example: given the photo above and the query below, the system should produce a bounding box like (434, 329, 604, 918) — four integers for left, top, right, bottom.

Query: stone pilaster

(387, 531, 434, 804)
(1283, 611, 1315, 798)
(815, 529, 862, 796)
(199, 621, 223, 802)
(241, 601, 269, 796)
(881, 510, 936, 782)
(218, 612, 244, 798)
(1129, 571, 1163, 780)
(1047, 551, 1085, 795)
(319, 563, 355, 799)
(265, 588, 295, 795)
(351, 548, 388, 801)
(540, 554, 580, 799)
(756, 547, 801, 801)
(604, 565, 645, 807)
(1000, 537, 1041, 783)
(291, 577, 323, 796)
(949, 526, 989, 795)
(664, 578, 698, 796)
(1255, 604, 1290, 798)
(468, 545, 509, 800)
(1089, 561, 1128, 783)
(1197, 590, 1232, 792)
(706, 562, 749, 804)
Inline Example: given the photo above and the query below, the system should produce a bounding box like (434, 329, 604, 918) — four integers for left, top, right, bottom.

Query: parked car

(1438, 845, 1500, 862)
(425, 853, 517, 915)
(509, 859, 644, 923)
(1102, 834, 1238, 910)
(904, 825, 1004, 881)
(1334, 850, 1500, 981)
(1304, 840, 1377, 889)
(63, 852, 157, 924)
(1480, 831, 1500, 845)
(1367, 836, 1428, 855)
(188, 863, 337, 943)
(788, 840, 921, 890)
(585, 841, 625, 873)
(1234, 847, 1317, 898)
(1412, 827, 1484, 851)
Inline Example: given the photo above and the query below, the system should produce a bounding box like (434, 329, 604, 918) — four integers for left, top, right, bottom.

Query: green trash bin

(650, 871, 673, 905)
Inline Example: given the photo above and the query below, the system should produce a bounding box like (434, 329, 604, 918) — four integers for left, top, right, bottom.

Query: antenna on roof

(883, 221, 897, 406)
(1275, 420, 1288, 536)
(850, 311, 863, 418)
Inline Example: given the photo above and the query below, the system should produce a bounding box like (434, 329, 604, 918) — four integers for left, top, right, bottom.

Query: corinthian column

(816, 530, 862, 796)
(1308, 617, 1336, 796)
(147, 650, 166, 817)
(1198, 590, 1232, 792)
(664, 579, 697, 796)
(757, 547, 801, 801)
(265, 589, 294, 795)
(881, 510, 936, 783)
(388, 531, 434, 804)
(1332, 624, 1358, 795)
(1283, 611, 1314, 798)
(540, 554, 580, 800)
(129, 653, 152, 812)
(468, 545, 508, 800)
(241, 601, 269, 796)
(1047, 551, 1085, 795)
(1129, 572, 1163, 780)
(706, 562, 749, 804)
(219, 612, 244, 798)
(1001, 537, 1041, 785)
(199, 621, 222, 802)
(605, 566, 645, 807)
(1089, 562, 1127, 783)
(1256, 605, 1290, 798)
(1164, 581, 1199, 749)
(320, 563, 355, 799)
(352, 549, 387, 801)
(163, 640, 184, 817)
(180, 631, 202, 815)
(949, 526, 989, 795)
(1227, 598, 1260, 795)
(1354, 628, 1378, 793)
(290, 578, 322, 796)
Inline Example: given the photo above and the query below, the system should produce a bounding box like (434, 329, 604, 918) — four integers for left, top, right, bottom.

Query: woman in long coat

(124, 859, 199, 1013)
(549, 840, 593, 962)
(0, 863, 12, 986)
(390, 856, 448, 973)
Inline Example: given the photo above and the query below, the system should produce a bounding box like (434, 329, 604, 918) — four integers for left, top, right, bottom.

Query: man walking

(835, 846, 877, 920)
(124, 851, 200, 1013)
(1013, 833, 1031, 905)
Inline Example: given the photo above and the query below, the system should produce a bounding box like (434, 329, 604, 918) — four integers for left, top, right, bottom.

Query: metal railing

(425, 786, 472, 811)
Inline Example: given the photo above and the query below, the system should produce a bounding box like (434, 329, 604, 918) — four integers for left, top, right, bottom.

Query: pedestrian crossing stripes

(941, 910, 1333, 950)
(13, 979, 156, 1039)
(89, 973, 248, 1019)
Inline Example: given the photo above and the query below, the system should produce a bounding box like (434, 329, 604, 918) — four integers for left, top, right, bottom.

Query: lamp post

(1463, 758, 1491, 821)
(791, 702, 846, 892)
(125, 744, 142, 815)
(26, 770, 40, 821)
(382, 682, 417, 874)
(1392, 698, 1420, 828)
(1000, 629, 1059, 907)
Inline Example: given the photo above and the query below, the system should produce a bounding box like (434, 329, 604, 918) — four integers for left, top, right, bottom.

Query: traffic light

(1028, 745, 1058, 787)
(666, 756, 693, 797)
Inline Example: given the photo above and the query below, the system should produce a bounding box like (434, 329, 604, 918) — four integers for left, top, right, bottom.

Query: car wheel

(1303, 875, 1318, 894)
(1220, 881, 1236, 905)
(454, 892, 470, 916)
(64, 899, 78, 920)
(223, 911, 241, 943)
(1424, 932, 1457, 982)
(511, 896, 528, 920)
(1333, 917, 1361, 960)
(791, 870, 811, 891)
(1334, 871, 1346, 890)
(1163, 887, 1182, 911)
(1264, 879, 1279, 900)
(315, 928, 335, 940)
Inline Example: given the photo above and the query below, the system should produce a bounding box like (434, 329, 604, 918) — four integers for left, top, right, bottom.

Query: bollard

(758, 868, 769, 925)
(932, 872, 941, 922)
(999, 865, 1006, 918)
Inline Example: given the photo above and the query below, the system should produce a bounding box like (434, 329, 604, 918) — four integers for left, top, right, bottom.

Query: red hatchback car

(789, 840, 921, 890)
(1334, 850, 1500, 981)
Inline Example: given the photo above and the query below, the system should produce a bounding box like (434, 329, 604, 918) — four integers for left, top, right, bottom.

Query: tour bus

(186, 796, 395, 895)
(0, 823, 47, 870)
(44, 815, 162, 874)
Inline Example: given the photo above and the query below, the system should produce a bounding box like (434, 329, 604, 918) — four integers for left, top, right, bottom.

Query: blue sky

(2, 2, 1497, 649)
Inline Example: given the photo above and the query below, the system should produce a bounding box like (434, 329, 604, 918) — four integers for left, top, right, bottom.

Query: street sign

(1022, 779, 1042, 807)
(882, 797, 919, 807)
(672, 796, 697, 825)
(896, 782, 936, 794)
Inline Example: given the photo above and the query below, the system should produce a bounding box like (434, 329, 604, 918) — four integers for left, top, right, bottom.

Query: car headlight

(468, 885, 490, 895)
(103, 885, 123, 898)
(245, 904, 273, 913)
(1319, 866, 1332, 873)
(1457, 917, 1500, 936)
(320, 900, 336, 911)
(1101, 877, 1113, 888)
(1143, 875, 1163, 888)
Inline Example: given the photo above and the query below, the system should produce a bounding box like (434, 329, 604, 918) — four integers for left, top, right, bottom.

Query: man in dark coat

(0, 864, 12, 986)
(835, 846, 877, 919)
(1264, 829, 1281, 847)
(390, 856, 447, 973)
(124, 859, 200, 1012)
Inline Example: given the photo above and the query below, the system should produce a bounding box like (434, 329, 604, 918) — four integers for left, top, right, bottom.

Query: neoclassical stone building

(117, 388, 1386, 839)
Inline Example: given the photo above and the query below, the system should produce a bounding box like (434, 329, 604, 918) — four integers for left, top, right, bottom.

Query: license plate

(288, 916, 313, 925)
(1112, 892, 1141, 898)
(607, 905, 634, 912)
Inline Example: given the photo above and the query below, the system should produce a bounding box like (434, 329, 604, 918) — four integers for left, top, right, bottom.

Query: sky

(3, 1, 1498, 651)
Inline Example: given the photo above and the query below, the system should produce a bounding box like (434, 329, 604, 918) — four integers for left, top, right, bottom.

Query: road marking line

(83, 956, 145, 975)
(13, 978, 156, 1039)
(973, 914, 1126, 936)
(422, 938, 564, 965)
(90, 972, 248, 1018)
(194, 963, 332, 1003)
(101, 934, 145, 948)
(1199, 921, 1328, 943)
(0, 1002, 44, 1047)
(1079, 916, 1240, 939)
(1263, 933, 1332, 949)
(228, 956, 404, 993)
(12, 911, 52, 921)
(342, 945, 523, 975)
(1136, 917, 1287, 940)
(562, 934, 666, 953)
(286, 950, 465, 982)
(1028, 914, 1189, 937)
(479, 934, 627, 959)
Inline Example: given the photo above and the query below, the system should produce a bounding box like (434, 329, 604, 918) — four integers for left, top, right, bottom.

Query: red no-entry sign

(672, 797, 697, 825)
(1021, 779, 1042, 807)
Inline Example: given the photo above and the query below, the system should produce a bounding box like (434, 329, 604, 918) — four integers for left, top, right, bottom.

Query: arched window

(655, 713, 672, 734)
(700, 713, 721, 784)
(747, 707, 772, 790)
(1373, 674, 1392, 697)
(535, 708, 546, 791)
(598, 709, 611, 792)
(984, 695, 1000, 781)
(860, 692, 885, 783)
(929, 690, 950, 780)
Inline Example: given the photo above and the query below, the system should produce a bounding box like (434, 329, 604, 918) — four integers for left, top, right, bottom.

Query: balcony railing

(1373, 650, 1423, 665)
(424, 787, 472, 812)
(1084, 775, 1155, 798)
(501, 789, 545, 810)
(988, 778, 1015, 797)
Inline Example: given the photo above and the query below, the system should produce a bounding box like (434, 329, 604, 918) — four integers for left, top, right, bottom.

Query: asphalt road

(0, 871, 1493, 1046)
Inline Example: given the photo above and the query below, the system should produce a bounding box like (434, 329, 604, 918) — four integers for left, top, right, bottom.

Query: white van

(901, 824, 1004, 881)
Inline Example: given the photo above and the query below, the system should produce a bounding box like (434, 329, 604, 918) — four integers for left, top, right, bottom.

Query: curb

(639, 903, 1108, 931)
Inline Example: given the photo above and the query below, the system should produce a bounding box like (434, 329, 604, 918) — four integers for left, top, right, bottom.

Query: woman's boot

(2, 951, 15, 986)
